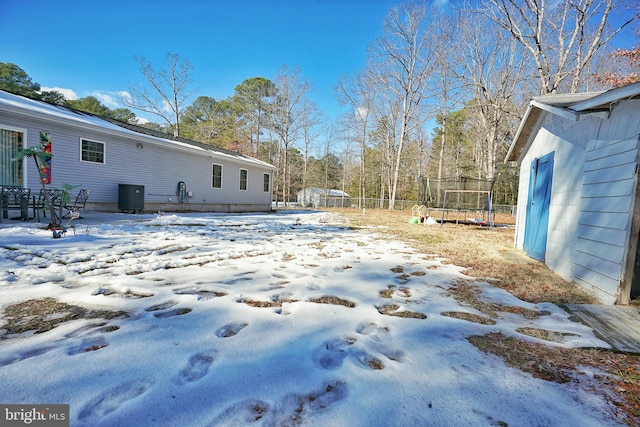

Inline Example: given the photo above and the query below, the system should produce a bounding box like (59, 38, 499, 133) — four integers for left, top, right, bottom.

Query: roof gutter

(571, 83, 640, 112)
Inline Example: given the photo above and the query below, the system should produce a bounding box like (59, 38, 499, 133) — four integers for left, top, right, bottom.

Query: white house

(505, 81, 640, 305)
(0, 90, 276, 213)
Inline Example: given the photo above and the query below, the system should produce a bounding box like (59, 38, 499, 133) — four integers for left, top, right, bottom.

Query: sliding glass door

(0, 128, 24, 186)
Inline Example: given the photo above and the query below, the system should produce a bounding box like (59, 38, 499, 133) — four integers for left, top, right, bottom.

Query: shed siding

(514, 99, 640, 304)
(537, 116, 590, 284)
(573, 134, 639, 300)
(1, 103, 274, 212)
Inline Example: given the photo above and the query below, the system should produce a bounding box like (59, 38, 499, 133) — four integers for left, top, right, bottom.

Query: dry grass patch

(516, 327, 580, 343)
(448, 280, 555, 322)
(0, 298, 126, 337)
(469, 332, 640, 424)
(447, 281, 499, 318)
(94, 288, 154, 298)
(242, 298, 299, 308)
(332, 208, 597, 305)
(441, 311, 496, 325)
(308, 296, 356, 307)
(377, 304, 426, 319)
(379, 285, 412, 299)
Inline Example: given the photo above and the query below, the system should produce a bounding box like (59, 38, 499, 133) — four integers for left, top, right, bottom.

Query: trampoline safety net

(419, 176, 495, 210)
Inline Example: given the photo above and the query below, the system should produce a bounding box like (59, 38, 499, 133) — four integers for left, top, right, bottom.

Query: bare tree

(478, 0, 637, 94)
(368, 1, 445, 210)
(425, 15, 465, 206)
(456, 9, 530, 180)
(125, 52, 194, 136)
(270, 65, 311, 206)
(298, 99, 322, 204)
(335, 69, 376, 209)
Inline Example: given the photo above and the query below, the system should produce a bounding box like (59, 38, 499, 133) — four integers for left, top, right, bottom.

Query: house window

(81, 139, 105, 163)
(263, 173, 270, 192)
(0, 127, 24, 186)
(212, 164, 222, 188)
(240, 169, 248, 191)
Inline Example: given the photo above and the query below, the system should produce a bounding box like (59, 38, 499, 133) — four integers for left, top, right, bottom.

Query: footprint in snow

(0, 345, 56, 367)
(215, 321, 248, 338)
(66, 337, 109, 355)
(223, 277, 254, 285)
(64, 322, 108, 338)
(356, 321, 405, 362)
(356, 321, 391, 341)
(207, 399, 271, 426)
(144, 300, 178, 312)
(153, 308, 192, 318)
(273, 380, 348, 424)
(78, 380, 151, 421)
(177, 351, 218, 384)
(314, 336, 356, 370)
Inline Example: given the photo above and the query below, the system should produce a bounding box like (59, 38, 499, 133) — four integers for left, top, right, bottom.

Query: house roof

(505, 81, 640, 163)
(0, 90, 276, 170)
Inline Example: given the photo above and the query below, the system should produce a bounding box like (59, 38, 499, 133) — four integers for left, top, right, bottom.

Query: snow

(0, 210, 618, 426)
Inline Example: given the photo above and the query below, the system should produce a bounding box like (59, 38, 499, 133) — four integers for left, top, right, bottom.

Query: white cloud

(91, 91, 121, 108)
(40, 87, 78, 100)
(41, 87, 153, 124)
(118, 90, 133, 105)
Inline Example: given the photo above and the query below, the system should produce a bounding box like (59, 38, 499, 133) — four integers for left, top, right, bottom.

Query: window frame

(212, 163, 223, 189)
(239, 168, 248, 191)
(263, 173, 270, 192)
(80, 138, 106, 164)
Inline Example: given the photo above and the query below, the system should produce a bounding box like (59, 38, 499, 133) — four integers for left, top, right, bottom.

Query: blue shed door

(523, 152, 554, 261)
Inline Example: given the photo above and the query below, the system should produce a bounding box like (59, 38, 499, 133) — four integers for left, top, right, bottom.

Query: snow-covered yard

(0, 210, 618, 426)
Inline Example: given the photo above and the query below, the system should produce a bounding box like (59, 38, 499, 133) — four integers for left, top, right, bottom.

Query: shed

(0, 90, 276, 213)
(505, 81, 640, 304)
(297, 188, 351, 208)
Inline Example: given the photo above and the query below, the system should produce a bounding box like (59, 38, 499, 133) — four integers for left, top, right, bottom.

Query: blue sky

(1, 0, 397, 123)
(2, 0, 637, 126)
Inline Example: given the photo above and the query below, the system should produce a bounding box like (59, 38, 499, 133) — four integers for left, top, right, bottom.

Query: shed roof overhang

(505, 82, 640, 164)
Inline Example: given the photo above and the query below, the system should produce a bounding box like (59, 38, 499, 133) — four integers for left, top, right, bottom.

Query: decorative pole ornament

(39, 131, 52, 184)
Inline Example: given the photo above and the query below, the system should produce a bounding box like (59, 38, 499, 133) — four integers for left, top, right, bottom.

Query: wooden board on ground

(562, 304, 640, 353)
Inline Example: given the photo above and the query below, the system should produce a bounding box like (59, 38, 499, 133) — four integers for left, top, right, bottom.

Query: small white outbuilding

(505, 82, 640, 305)
(297, 188, 351, 208)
